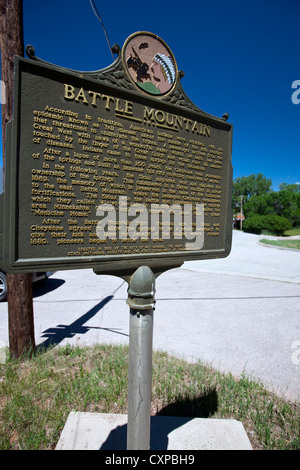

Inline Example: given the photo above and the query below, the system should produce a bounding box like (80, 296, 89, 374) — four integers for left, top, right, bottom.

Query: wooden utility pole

(240, 195, 243, 231)
(0, 0, 35, 358)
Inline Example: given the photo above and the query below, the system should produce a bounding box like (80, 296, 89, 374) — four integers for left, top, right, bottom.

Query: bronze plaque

(2, 32, 233, 274)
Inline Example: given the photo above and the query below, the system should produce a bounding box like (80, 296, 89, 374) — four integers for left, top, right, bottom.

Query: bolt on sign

(1, 32, 233, 275)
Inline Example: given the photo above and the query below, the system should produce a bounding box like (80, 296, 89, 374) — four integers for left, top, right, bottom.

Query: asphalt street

(0, 230, 299, 402)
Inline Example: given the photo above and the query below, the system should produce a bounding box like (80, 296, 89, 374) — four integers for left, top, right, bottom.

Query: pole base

(56, 412, 253, 450)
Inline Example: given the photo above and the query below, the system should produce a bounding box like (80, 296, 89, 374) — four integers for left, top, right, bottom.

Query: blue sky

(1, 0, 300, 190)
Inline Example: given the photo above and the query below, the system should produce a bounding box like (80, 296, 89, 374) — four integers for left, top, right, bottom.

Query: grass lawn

(284, 228, 300, 236)
(260, 239, 300, 250)
(0, 344, 299, 450)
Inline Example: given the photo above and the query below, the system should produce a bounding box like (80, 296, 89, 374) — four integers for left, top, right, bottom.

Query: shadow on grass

(156, 388, 218, 419)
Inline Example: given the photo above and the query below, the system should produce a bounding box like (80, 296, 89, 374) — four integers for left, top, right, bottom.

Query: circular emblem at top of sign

(122, 32, 178, 97)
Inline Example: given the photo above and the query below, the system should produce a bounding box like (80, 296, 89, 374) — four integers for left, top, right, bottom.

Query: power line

(89, 0, 115, 61)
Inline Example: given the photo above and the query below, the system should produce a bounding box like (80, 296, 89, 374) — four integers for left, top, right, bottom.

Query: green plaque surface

(2, 33, 233, 274)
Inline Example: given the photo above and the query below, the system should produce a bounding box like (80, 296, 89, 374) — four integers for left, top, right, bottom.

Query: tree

(232, 173, 272, 202)
(243, 188, 300, 228)
(275, 190, 300, 227)
(243, 193, 275, 218)
(232, 174, 273, 218)
(232, 174, 273, 228)
(233, 175, 300, 229)
(278, 183, 300, 193)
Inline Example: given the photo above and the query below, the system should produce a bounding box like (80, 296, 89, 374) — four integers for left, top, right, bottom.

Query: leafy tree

(232, 174, 273, 218)
(243, 193, 275, 218)
(232, 173, 272, 202)
(278, 183, 300, 192)
(272, 190, 300, 227)
(243, 191, 300, 228)
(232, 176, 300, 229)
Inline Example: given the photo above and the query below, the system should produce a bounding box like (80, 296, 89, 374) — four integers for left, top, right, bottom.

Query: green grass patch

(0, 344, 299, 450)
(284, 228, 300, 237)
(260, 239, 300, 250)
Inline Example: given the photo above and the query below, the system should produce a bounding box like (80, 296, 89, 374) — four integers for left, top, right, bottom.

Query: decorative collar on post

(127, 266, 156, 311)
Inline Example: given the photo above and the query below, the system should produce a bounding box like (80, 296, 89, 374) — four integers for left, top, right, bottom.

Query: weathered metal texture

(126, 266, 155, 450)
(127, 308, 153, 450)
(1, 32, 233, 278)
(127, 265, 156, 310)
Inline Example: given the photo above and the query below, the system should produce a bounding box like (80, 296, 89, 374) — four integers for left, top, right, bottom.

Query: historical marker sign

(1, 32, 233, 275)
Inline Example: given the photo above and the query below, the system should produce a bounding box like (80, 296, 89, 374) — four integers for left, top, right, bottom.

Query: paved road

(0, 231, 299, 401)
(184, 230, 300, 283)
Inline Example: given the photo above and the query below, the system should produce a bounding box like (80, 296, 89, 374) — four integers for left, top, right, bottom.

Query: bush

(243, 215, 292, 236)
(242, 215, 265, 234)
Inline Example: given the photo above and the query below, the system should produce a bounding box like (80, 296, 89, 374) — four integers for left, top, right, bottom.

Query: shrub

(242, 215, 265, 234)
(243, 215, 292, 235)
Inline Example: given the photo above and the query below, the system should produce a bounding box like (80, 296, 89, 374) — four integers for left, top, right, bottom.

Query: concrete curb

(257, 239, 300, 252)
(55, 412, 253, 451)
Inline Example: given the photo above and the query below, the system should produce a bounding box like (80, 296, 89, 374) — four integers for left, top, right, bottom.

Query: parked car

(0, 271, 54, 302)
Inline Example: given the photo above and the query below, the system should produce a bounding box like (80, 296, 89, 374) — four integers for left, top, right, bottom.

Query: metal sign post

(126, 266, 155, 450)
